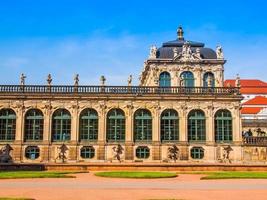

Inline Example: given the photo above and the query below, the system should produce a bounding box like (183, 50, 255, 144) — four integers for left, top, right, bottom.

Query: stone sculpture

(0, 144, 13, 163)
(112, 144, 124, 162)
(167, 145, 179, 162)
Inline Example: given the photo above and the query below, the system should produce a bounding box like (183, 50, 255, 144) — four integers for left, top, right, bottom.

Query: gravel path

(0, 173, 266, 200)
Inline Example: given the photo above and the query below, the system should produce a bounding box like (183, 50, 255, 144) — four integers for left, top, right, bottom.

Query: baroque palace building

(0, 27, 246, 163)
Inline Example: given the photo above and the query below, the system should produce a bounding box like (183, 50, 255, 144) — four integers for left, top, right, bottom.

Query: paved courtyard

(0, 173, 267, 200)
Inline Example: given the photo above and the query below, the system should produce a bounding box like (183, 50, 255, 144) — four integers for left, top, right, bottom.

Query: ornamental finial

(177, 26, 184, 40)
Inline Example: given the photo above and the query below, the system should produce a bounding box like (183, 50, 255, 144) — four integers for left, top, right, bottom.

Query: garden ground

(1, 172, 267, 200)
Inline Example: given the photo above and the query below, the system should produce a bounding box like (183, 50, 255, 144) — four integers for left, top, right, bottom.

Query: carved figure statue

(20, 73, 26, 86)
(149, 45, 157, 59)
(127, 75, 132, 86)
(74, 74, 79, 86)
(181, 41, 192, 60)
(0, 144, 13, 163)
(167, 145, 179, 162)
(195, 48, 201, 59)
(173, 47, 179, 58)
(112, 144, 124, 162)
(235, 74, 241, 87)
(47, 74, 52, 86)
(100, 75, 106, 86)
(56, 144, 68, 163)
(222, 145, 233, 163)
(256, 128, 266, 137)
(216, 45, 224, 59)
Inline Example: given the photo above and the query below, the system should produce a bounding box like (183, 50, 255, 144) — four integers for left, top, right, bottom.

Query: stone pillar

(43, 109, 51, 143)
(179, 106, 189, 160)
(152, 107, 161, 161)
(125, 105, 134, 160)
(233, 105, 242, 143)
(42, 107, 51, 162)
(206, 106, 214, 144)
(70, 106, 78, 143)
(179, 108, 187, 143)
(195, 69, 202, 87)
(69, 105, 79, 162)
(14, 105, 24, 162)
(97, 105, 106, 160)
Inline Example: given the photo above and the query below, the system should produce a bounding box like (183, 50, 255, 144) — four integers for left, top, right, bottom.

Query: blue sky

(0, 0, 267, 85)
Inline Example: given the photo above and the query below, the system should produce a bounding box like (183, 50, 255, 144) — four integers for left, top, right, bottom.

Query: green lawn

(95, 171, 177, 179)
(0, 171, 83, 179)
(179, 171, 267, 180)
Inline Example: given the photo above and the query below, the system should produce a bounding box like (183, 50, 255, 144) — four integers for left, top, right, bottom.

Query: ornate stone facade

(0, 27, 250, 164)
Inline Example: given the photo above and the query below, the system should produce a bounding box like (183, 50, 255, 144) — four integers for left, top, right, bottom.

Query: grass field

(95, 171, 177, 179)
(0, 171, 82, 179)
(179, 171, 267, 180)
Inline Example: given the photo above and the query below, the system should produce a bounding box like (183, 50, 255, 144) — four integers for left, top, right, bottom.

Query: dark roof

(162, 39, 204, 48)
(156, 28, 217, 59)
(157, 46, 217, 59)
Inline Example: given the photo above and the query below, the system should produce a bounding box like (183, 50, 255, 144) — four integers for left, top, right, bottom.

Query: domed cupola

(156, 27, 218, 60)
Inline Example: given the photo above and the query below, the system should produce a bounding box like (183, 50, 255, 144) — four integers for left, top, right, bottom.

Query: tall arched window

(24, 109, 44, 141)
(0, 109, 16, 141)
(203, 72, 215, 87)
(79, 108, 98, 141)
(180, 71, 194, 87)
(161, 109, 179, 142)
(106, 109, 125, 142)
(188, 110, 206, 141)
(159, 72, 171, 87)
(52, 109, 71, 142)
(215, 110, 232, 142)
(134, 109, 152, 142)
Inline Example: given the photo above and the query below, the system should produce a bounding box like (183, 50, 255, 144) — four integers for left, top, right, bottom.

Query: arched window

(24, 109, 44, 141)
(161, 109, 179, 142)
(0, 109, 16, 141)
(159, 72, 171, 87)
(79, 109, 98, 141)
(203, 72, 215, 87)
(52, 109, 71, 142)
(188, 110, 206, 141)
(180, 71, 194, 87)
(106, 109, 125, 142)
(134, 109, 152, 142)
(215, 110, 232, 142)
(25, 146, 40, 160)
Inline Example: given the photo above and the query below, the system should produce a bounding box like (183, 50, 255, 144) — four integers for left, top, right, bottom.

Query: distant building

(224, 79, 267, 133)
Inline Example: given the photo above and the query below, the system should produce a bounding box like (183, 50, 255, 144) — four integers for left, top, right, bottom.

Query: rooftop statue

(74, 74, 79, 86)
(235, 74, 241, 87)
(149, 45, 157, 59)
(127, 75, 132, 86)
(216, 45, 224, 59)
(100, 75, 106, 86)
(47, 74, 52, 86)
(20, 73, 26, 86)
